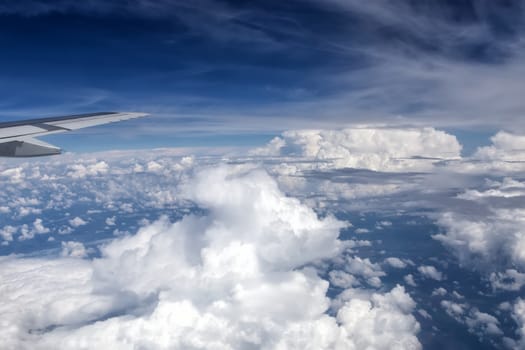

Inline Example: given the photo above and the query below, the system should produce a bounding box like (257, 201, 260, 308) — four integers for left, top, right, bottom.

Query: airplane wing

(0, 112, 148, 157)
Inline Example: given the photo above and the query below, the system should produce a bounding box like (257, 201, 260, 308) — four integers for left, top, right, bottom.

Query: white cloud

(32, 218, 50, 234)
(69, 217, 87, 228)
(465, 310, 503, 338)
(490, 269, 525, 292)
(434, 209, 525, 271)
(441, 300, 466, 320)
(355, 228, 370, 234)
(418, 309, 432, 320)
(451, 133, 525, 174)
(67, 161, 109, 179)
(341, 256, 386, 288)
(510, 299, 525, 349)
(417, 265, 444, 281)
(440, 300, 504, 341)
(61, 241, 88, 258)
(474, 132, 525, 162)
(0, 225, 17, 242)
(404, 274, 417, 287)
(0, 167, 25, 183)
(146, 160, 163, 172)
(329, 270, 359, 289)
(385, 257, 407, 269)
(0, 165, 421, 349)
(432, 287, 448, 297)
(253, 127, 461, 172)
(105, 216, 116, 226)
(335, 285, 421, 350)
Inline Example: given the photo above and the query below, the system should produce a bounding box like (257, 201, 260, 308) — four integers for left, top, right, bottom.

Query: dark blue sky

(1, 0, 524, 149)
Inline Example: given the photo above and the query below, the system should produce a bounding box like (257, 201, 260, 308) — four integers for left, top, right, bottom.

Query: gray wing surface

(0, 112, 147, 157)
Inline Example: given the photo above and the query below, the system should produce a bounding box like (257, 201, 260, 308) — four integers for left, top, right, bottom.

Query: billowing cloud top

(253, 127, 461, 171)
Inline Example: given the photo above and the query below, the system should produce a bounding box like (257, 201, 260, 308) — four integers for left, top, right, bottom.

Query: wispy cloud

(1, 1, 525, 133)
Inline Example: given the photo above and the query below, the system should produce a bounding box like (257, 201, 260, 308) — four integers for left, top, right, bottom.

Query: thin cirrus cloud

(0, 1, 524, 136)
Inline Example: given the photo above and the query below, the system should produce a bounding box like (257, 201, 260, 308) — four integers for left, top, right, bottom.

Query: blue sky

(1, 0, 524, 150)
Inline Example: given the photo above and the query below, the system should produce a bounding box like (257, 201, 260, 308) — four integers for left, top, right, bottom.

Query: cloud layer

(0, 165, 421, 349)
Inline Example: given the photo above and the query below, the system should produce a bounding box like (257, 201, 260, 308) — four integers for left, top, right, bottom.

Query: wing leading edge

(0, 112, 148, 157)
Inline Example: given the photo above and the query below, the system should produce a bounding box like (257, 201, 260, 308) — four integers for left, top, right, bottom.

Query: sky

(1, 0, 525, 151)
(2, 1, 525, 350)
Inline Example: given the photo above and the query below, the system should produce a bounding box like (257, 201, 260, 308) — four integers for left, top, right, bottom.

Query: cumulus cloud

(417, 265, 443, 281)
(441, 300, 504, 342)
(385, 257, 407, 269)
(404, 274, 417, 287)
(252, 127, 461, 172)
(435, 209, 525, 271)
(432, 175, 525, 280)
(337, 256, 386, 288)
(0, 165, 421, 349)
(67, 161, 109, 179)
(335, 285, 421, 350)
(432, 287, 447, 297)
(465, 310, 503, 339)
(490, 269, 525, 292)
(474, 132, 525, 162)
(68, 217, 87, 228)
(0, 225, 17, 243)
(441, 300, 466, 320)
(105, 216, 116, 226)
(60, 241, 88, 258)
(509, 299, 525, 349)
(451, 133, 525, 174)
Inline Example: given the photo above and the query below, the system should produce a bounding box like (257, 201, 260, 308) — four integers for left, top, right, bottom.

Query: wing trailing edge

(0, 138, 61, 157)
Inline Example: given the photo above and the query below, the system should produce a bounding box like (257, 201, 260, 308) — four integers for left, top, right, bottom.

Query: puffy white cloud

(465, 310, 503, 338)
(335, 285, 421, 350)
(253, 127, 461, 172)
(68, 217, 87, 228)
(0, 165, 421, 349)
(61, 241, 88, 258)
(440, 300, 504, 342)
(433, 176, 525, 276)
(474, 132, 525, 162)
(340, 256, 386, 288)
(404, 274, 417, 287)
(432, 287, 447, 297)
(510, 299, 525, 349)
(105, 216, 116, 226)
(0, 167, 25, 183)
(0, 225, 17, 242)
(441, 300, 466, 320)
(435, 209, 525, 271)
(451, 132, 525, 174)
(417, 265, 444, 281)
(329, 270, 359, 289)
(13, 219, 51, 241)
(32, 218, 50, 234)
(385, 257, 407, 269)
(67, 161, 109, 178)
(490, 269, 525, 292)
